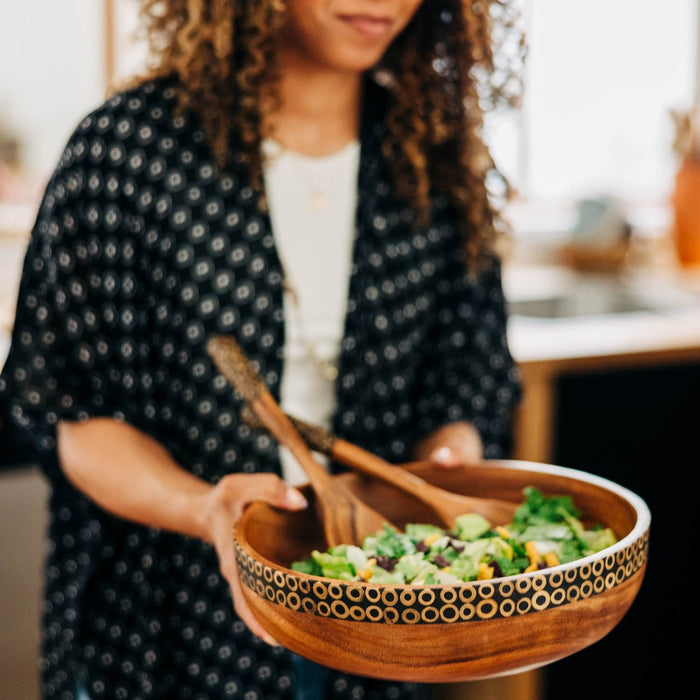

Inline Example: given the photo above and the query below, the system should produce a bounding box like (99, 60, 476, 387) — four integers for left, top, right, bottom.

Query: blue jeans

(292, 653, 329, 699)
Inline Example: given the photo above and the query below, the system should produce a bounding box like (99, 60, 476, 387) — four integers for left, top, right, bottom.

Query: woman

(0, 1, 523, 698)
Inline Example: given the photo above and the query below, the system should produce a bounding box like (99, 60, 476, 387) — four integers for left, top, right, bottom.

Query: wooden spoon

(240, 406, 517, 527)
(206, 335, 392, 548)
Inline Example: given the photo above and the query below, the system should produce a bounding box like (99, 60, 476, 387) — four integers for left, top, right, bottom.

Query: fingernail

(286, 488, 308, 509)
(432, 446, 454, 464)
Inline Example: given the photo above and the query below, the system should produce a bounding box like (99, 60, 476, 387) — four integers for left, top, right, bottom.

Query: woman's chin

(331, 52, 389, 76)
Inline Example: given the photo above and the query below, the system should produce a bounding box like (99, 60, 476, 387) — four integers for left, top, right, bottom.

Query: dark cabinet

(542, 362, 700, 699)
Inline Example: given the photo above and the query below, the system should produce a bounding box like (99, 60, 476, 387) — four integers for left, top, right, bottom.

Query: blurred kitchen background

(1, 1, 699, 699)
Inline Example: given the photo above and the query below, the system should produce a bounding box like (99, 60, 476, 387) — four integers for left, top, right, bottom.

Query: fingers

(280, 485, 308, 510)
(207, 473, 304, 647)
(221, 473, 308, 512)
(228, 564, 280, 647)
(429, 439, 481, 467)
(429, 445, 463, 468)
(210, 506, 280, 646)
(414, 421, 484, 469)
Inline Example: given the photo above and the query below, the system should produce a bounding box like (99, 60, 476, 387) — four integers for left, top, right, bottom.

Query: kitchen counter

(502, 262, 700, 462)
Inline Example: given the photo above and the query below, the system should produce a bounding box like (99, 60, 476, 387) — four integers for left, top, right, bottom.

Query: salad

(291, 487, 617, 585)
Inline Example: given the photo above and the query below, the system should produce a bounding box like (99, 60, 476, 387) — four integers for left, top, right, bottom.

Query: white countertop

(508, 308, 700, 366)
(502, 263, 700, 368)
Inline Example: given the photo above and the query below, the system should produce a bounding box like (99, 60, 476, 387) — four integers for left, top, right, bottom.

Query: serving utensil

(206, 334, 391, 547)
(241, 406, 516, 527)
(233, 459, 650, 682)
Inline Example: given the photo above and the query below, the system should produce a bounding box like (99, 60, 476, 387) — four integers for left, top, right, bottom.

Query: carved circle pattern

(234, 529, 648, 625)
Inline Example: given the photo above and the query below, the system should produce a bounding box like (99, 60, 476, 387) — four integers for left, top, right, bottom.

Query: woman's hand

(412, 421, 483, 468)
(58, 418, 308, 646)
(200, 474, 308, 645)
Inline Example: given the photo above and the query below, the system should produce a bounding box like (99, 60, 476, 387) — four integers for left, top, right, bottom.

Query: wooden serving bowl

(233, 460, 650, 682)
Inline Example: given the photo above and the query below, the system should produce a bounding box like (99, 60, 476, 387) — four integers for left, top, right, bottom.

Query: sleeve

(0, 122, 149, 482)
(414, 229, 522, 460)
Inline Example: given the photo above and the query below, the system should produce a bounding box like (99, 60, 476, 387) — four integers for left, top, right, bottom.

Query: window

(490, 0, 699, 209)
(106, 0, 147, 91)
(3, 1, 697, 216)
(0, 0, 105, 175)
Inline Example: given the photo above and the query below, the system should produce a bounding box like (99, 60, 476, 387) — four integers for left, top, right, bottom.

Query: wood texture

(207, 335, 391, 547)
(337, 443, 517, 526)
(234, 460, 649, 682)
(513, 365, 557, 463)
(241, 406, 516, 526)
(252, 393, 391, 546)
(239, 572, 645, 682)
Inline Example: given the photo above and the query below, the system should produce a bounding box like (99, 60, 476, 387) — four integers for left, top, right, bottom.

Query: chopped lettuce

(449, 557, 479, 581)
(433, 569, 462, 585)
(455, 513, 492, 540)
(290, 558, 321, 576)
(493, 555, 523, 577)
(411, 561, 442, 584)
(512, 486, 580, 525)
(514, 524, 573, 543)
(580, 527, 617, 553)
(395, 553, 426, 581)
(362, 524, 416, 559)
(311, 551, 356, 580)
(344, 545, 368, 573)
(289, 487, 617, 585)
(405, 523, 444, 540)
(368, 566, 405, 585)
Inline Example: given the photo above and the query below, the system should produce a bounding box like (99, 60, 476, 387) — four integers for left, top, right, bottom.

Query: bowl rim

(235, 459, 651, 589)
(233, 460, 651, 680)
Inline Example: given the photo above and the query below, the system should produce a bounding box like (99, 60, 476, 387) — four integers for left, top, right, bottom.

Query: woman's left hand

(412, 421, 483, 468)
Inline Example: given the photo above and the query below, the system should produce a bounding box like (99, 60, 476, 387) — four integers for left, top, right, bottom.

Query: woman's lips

(337, 14, 394, 40)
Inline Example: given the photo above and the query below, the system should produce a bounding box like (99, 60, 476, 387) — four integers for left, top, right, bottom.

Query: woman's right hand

(200, 473, 308, 645)
(58, 418, 306, 645)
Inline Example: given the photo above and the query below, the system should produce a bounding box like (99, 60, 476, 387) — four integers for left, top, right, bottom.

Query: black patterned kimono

(0, 75, 521, 699)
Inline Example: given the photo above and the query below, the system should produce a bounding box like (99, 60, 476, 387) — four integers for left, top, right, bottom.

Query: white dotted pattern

(0, 75, 520, 699)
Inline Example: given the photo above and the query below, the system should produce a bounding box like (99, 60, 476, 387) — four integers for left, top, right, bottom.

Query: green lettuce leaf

(455, 513, 492, 540)
(311, 550, 357, 581)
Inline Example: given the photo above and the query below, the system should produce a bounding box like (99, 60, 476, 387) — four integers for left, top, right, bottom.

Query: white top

(262, 138, 360, 485)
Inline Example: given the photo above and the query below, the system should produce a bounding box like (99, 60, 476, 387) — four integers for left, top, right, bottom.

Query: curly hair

(130, 0, 525, 264)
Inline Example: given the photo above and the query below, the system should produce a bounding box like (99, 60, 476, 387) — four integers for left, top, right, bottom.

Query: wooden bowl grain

(233, 460, 650, 682)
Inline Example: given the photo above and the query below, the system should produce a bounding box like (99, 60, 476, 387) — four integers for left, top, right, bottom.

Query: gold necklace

(282, 274, 340, 382)
(263, 138, 358, 212)
(287, 154, 333, 212)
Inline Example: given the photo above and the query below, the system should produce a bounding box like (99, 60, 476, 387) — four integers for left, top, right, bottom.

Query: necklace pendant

(311, 191, 329, 211)
(322, 364, 339, 381)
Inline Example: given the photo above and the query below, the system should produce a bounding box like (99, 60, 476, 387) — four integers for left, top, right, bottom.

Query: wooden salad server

(240, 406, 517, 527)
(206, 335, 392, 548)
